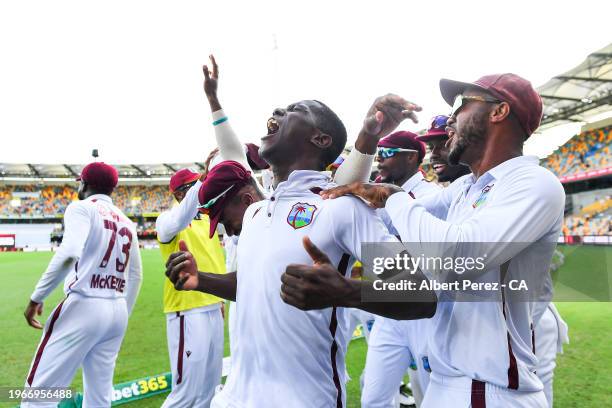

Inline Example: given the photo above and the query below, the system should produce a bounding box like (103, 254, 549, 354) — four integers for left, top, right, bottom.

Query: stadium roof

(538, 43, 612, 130)
(0, 162, 205, 181)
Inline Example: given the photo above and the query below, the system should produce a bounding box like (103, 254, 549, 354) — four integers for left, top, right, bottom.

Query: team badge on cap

(287, 203, 317, 230)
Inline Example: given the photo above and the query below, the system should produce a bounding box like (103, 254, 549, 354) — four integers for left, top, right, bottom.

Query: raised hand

(24, 300, 44, 329)
(203, 54, 219, 98)
(362, 94, 422, 139)
(319, 181, 403, 208)
(165, 240, 200, 290)
(280, 237, 353, 310)
(203, 54, 222, 112)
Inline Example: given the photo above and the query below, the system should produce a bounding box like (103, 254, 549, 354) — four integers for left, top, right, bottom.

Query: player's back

(63, 194, 138, 299)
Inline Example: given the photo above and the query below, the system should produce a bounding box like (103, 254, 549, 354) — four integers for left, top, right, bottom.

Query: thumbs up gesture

(280, 237, 354, 310)
(165, 240, 200, 290)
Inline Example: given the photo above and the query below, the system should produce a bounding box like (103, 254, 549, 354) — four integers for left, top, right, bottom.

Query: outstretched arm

(165, 240, 237, 301)
(155, 181, 202, 243)
(280, 237, 436, 320)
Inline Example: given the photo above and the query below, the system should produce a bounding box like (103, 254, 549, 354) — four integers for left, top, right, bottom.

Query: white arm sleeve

(385, 171, 565, 271)
(125, 233, 142, 315)
(31, 203, 91, 303)
(333, 148, 375, 185)
(212, 109, 251, 170)
(155, 181, 202, 243)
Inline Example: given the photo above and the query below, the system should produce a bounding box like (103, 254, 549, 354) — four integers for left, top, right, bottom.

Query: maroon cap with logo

(76, 162, 119, 191)
(378, 131, 426, 162)
(439, 73, 543, 137)
(198, 160, 252, 238)
(169, 169, 201, 193)
(418, 115, 450, 142)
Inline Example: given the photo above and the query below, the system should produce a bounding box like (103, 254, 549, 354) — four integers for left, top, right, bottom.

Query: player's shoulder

(504, 158, 563, 193)
(242, 199, 268, 224)
(319, 194, 374, 219)
(64, 198, 92, 216)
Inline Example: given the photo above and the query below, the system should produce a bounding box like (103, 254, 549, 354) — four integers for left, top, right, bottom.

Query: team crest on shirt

(472, 184, 494, 208)
(287, 203, 317, 229)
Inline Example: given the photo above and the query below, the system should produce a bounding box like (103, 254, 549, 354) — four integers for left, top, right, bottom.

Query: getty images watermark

(359, 242, 610, 302)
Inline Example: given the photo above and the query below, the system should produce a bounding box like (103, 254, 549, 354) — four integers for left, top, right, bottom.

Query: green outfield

(1, 246, 611, 407)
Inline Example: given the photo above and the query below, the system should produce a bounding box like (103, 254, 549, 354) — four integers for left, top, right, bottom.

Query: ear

(240, 192, 255, 207)
(310, 130, 333, 149)
(490, 101, 511, 124)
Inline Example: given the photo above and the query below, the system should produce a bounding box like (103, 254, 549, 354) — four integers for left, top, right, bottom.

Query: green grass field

(1, 246, 611, 407)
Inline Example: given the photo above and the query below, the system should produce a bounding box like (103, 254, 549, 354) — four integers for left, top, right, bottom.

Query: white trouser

(422, 373, 547, 408)
(362, 316, 423, 408)
(23, 293, 128, 408)
(535, 306, 559, 408)
(162, 306, 224, 408)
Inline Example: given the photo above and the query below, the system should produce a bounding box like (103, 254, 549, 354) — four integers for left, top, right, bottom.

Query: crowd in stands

(0, 184, 172, 218)
(0, 185, 77, 218)
(542, 125, 612, 178)
(562, 195, 612, 236)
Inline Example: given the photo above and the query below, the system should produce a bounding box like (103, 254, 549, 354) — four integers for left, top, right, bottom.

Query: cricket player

(297, 74, 566, 407)
(165, 96, 436, 407)
(23, 162, 142, 408)
(418, 115, 569, 408)
(156, 168, 226, 408)
(362, 130, 440, 408)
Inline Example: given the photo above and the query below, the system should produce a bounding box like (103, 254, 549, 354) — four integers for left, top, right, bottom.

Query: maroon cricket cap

(245, 143, 270, 170)
(198, 160, 252, 238)
(418, 115, 450, 142)
(439, 73, 543, 137)
(169, 168, 201, 193)
(378, 131, 426, 162)
(76, 162, 118, 191)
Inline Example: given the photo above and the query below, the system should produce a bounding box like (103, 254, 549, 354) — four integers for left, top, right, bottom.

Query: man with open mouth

(166, 82, 435, 407)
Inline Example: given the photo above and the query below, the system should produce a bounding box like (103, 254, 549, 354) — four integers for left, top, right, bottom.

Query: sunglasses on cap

(175, 180, 198, 194)
(450, 94, 502, 117)
(197, 184, 235, 213)
(430, 115, 449, 130)
(377, 147, 418, 159)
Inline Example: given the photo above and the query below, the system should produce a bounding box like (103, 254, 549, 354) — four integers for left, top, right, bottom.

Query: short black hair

(311, 100, 347, 168)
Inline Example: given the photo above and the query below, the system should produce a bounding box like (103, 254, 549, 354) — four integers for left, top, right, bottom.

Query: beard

(448, 113, 488, 166)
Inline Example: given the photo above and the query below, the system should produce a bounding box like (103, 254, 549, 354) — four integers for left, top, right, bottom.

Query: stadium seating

(563, 194, 612, 236)
(0, 184, 173, 218)
(542, 125, 612, 178)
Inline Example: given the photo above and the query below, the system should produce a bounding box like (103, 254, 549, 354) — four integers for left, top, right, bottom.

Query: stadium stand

(0, 184, 172, 218)
(541, 125, 612, 179)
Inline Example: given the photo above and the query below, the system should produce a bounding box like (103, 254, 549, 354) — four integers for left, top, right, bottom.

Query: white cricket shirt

(385, 155, 565, 391)
(31, 194, 142, 313)
(215, 170, 397, 408)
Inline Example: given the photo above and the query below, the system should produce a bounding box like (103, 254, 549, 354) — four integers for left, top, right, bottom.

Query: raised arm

(155, 181, 202, 243)
(203, 55, 250, 169)
(333, 94, 422, 184)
